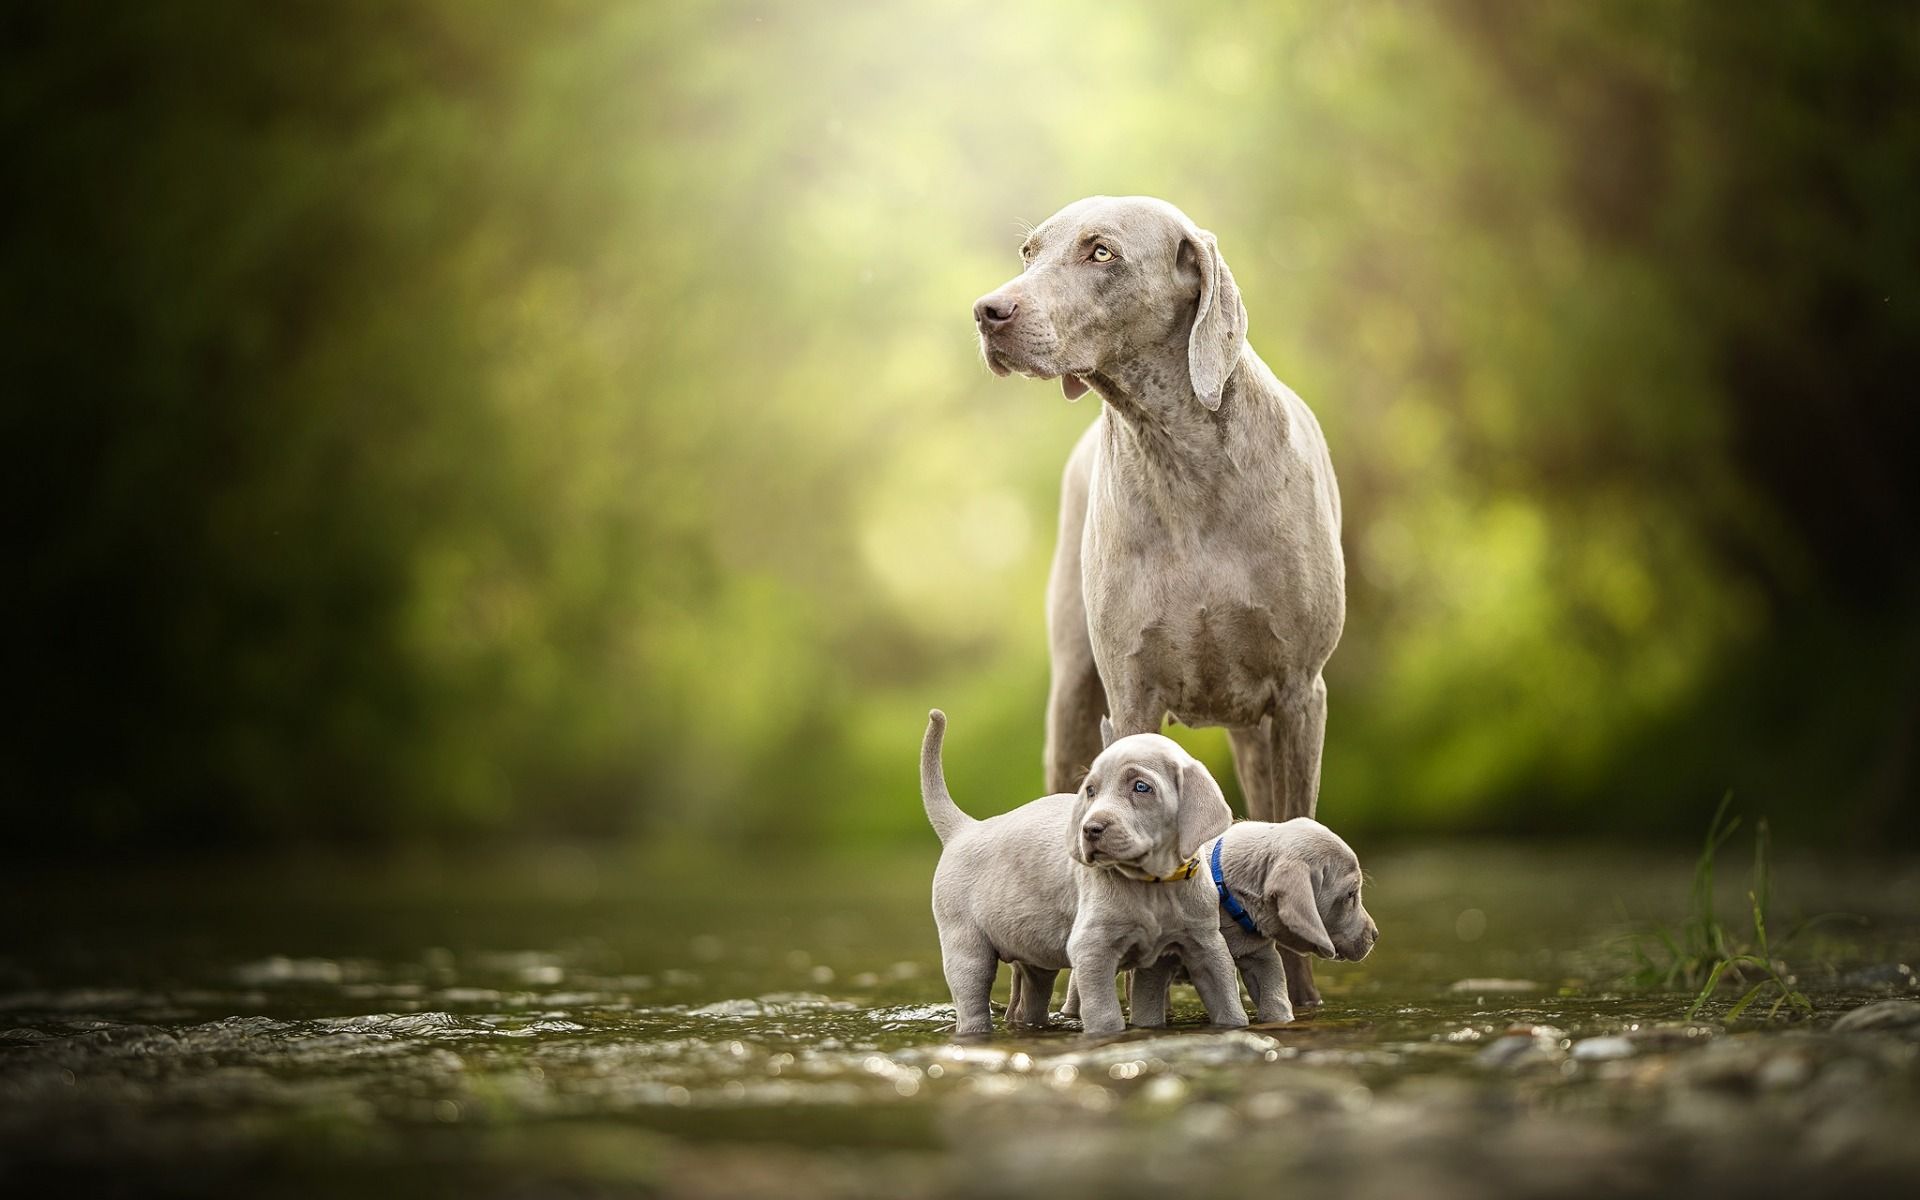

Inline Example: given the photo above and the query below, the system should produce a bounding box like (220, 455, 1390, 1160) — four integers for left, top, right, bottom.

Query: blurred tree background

(4, 0, 1915, 855)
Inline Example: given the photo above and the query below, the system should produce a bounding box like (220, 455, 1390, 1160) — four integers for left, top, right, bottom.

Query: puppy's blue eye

(1133, 780, 1151, 794)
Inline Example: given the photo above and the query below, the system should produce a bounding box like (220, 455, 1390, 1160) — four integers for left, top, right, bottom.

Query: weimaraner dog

(973, 195, 1345, 1007)
(920, 709, 1244, 1036)
(1131, 818, 1378, 1026)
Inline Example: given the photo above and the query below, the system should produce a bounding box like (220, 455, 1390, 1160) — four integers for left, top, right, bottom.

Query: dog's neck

(1110, 854, 1201, 884)
(1217, 827, 1291, 941)
(1208, 833, 1265, 937)
(1088, 346, 1269, 483)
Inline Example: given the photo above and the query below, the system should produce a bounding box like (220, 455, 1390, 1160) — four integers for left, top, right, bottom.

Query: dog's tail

(921, 709, 974, 845)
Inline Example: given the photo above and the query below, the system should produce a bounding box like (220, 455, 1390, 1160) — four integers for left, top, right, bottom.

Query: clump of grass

(1627, 793, 1814, 1023)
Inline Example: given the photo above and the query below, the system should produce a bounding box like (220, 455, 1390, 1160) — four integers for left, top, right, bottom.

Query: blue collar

(1210, 836, 1262, 937)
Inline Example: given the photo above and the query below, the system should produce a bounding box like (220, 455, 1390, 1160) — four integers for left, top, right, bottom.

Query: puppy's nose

(1081, 820, 1105, 842)
(973, 293, 1018, 333)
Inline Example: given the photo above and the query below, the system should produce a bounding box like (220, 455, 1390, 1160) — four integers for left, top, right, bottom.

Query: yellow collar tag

(1132, 856, 1199, 883)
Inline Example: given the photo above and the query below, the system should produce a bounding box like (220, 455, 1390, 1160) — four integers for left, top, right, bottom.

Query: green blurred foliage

(4, 1, 1916, 852)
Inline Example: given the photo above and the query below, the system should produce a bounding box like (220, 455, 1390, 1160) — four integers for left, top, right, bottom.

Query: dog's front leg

(1100, 676, 1165, 740)
(1181, 932, 1250, 1028)
(1066, 931, 1127, 1036)
(1238, 944, 1295, 1024)
(1129, 958, 1176, 1028)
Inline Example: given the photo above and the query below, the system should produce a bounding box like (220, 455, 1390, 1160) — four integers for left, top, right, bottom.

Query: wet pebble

(1834, 963, 1916, 992)
(1475, 1025, 1563, 1069)
(1448, 978, 1542, 994)
(1832, 999, 1920, 1037)
(232, 957, 346, 986)
(1756, 1051, 1814, 1090)
(1570, 1035, 1635, 1061)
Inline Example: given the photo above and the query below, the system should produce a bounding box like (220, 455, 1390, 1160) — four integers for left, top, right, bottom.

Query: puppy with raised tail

(922, 709, 1246, 1036)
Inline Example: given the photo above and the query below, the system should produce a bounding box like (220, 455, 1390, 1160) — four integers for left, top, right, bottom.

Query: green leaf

(1723, 980, 1770, 1024)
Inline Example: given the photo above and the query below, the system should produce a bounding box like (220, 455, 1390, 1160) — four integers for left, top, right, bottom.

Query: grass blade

(1724, 980, 1769, 1024)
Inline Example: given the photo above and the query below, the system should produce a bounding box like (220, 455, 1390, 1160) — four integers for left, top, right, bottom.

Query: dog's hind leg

(1267, 676, 1329, 1008)
(941, 931, 1000, 1037)
(1008, 964, 1058, 1027)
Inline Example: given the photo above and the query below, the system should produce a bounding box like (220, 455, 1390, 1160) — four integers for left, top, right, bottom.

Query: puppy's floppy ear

(1179, 230, 1246, 412)
(1099, 715, 1116, 749)
(1264, 855, 1335, 958)
(1175, 756, 1233, 859)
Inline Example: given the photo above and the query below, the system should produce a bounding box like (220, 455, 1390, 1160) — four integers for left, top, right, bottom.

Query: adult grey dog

(920, 709, 1244, 1036)
(1132, 818, 1378, 1026)
(972, 195, 1345, 1005)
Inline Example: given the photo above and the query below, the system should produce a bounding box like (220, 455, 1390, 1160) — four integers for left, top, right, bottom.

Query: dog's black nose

(973, 293, 1018, 332)
(1082, 821, 1105, 841)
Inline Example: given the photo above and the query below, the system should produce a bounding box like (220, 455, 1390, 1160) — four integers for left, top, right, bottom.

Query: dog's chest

(1086, 518, 1332, 721)
(1098, 894, 1205, 968)
(1124, 600, 1288, 727)
(1112, 928, 1188, 970)
(1080, 407, 1344, 720)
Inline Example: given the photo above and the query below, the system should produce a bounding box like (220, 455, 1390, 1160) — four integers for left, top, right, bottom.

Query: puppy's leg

(1182, 932, 1251, 1028)
(1009, 964, 1058, 1027)
(1061, 970, 1080, 1018)
(940, 930, 999, 1037)
(1129, 957, 1176, 1028)
(1239, 945, 1295, 1024)
(1066, 934, 1126, 1036)
(1227, 719, 1278, 822)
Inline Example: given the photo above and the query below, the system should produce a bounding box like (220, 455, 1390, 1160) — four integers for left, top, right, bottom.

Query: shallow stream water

(4, 842, 1918, 1197)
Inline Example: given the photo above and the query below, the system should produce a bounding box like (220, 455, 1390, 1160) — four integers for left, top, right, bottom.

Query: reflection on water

(2, 843, 1917, 1197)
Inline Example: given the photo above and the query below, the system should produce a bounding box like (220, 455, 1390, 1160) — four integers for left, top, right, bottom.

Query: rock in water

(1832, 999, 1920, 1036)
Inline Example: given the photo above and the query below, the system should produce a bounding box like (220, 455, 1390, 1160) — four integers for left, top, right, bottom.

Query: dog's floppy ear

(1180, 229, 1246, 412)
(1099, 715, 1116, 749)
(1175, 755, 1233, 859)
(1264, 855, 1335, 958)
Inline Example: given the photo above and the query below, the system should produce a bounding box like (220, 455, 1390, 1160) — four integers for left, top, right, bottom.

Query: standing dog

(921, 709, 1244, 1036)
(973, 196, 1346, 1005)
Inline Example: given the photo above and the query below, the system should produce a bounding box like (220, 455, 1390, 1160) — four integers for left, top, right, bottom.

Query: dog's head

(972, 195, 1246, 410)
(1250, 819, 1378, 962)
(1069, 728, 1232, 881)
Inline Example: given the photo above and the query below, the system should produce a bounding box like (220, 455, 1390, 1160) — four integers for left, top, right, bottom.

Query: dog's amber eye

(1090, 245, 1113, 263)
(1021, 243, 1035, 261)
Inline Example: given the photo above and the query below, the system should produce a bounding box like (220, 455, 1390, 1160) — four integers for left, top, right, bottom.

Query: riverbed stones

(1832, 999, 1920, 1037)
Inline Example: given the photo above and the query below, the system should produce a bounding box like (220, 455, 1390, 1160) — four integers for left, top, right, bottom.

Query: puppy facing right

(1131, 819, 1378, 1025)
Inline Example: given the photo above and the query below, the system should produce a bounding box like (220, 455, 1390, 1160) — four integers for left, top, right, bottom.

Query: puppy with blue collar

(1129, 817, 1378, 1025)
(921, 709, 1246, 1036)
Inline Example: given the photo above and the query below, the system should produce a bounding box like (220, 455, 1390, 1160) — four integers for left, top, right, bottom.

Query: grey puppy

(921, 709, 1245, 1036)
(1131, 818, 1379, 1026)
(973, 195, 1345, 1006)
